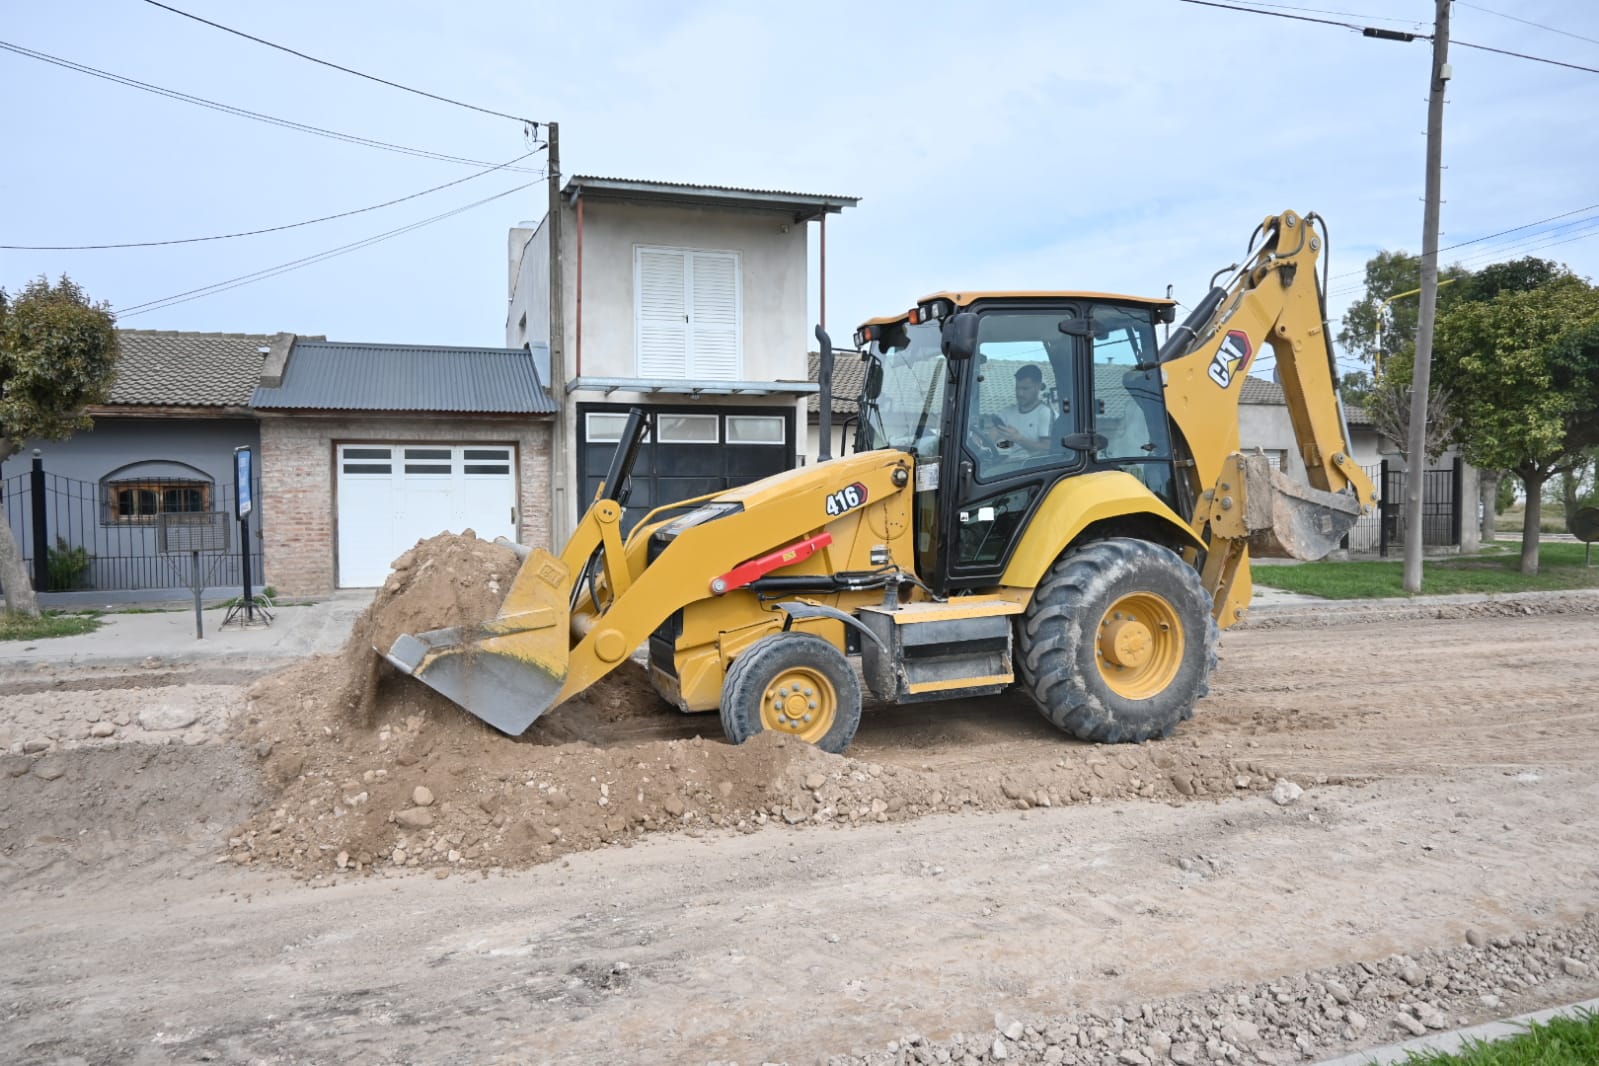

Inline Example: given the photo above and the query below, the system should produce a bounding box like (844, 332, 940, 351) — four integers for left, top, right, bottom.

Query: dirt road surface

(3, 596, 1598, 1065)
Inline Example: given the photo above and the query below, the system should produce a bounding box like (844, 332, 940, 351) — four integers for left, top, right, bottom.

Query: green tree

(1433, 276, 1599, 573)
(1337, 250, 1467, 369)
(0, 276, 120, 615)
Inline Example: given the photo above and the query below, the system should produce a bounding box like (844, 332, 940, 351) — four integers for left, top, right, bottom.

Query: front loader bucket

(381, 547, 574, 736)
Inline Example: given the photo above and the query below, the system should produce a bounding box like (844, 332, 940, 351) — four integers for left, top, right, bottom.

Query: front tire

(1016, 538, 1218, 743)
(720, 632, 862, 754)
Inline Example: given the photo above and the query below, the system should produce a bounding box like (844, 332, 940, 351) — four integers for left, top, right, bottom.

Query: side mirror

(941, 312, 979, 361)
(1058, 317, 1093, 337)
(863, 355, 883, 396)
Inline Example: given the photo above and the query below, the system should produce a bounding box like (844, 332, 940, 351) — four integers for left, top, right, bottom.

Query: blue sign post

(236, 446, 253, 520)
(223, 446, 271, 629)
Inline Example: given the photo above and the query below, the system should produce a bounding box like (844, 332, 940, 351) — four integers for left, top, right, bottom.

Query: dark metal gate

(2, 454, 262, 595)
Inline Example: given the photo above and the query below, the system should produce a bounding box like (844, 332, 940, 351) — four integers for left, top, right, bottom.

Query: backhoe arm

(1160, 209, 1379, 624)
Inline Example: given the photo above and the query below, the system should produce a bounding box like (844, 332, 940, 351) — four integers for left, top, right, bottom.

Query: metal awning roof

(564, 176, 859, 221)
(251, 341, 557, 414)
(566, 376, 818, 398)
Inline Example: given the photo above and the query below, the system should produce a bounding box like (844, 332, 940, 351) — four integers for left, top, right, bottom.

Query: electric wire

(1324, 203, 1599, 292)
(1179, 0, 1599, 73)
(140, 0, 537, 125)
(1451, 39, 1599, 75)
(117, 181, 537, 318)
(2, 150, 543, 250)
(0, 39, 543, 171)
(1457, 2, 1599, 49)
(1203, 1, 1424, 28)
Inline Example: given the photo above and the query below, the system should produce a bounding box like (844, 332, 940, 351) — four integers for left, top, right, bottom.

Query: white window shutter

(636, 248, 688, 377)
(689, 251, 740, 380)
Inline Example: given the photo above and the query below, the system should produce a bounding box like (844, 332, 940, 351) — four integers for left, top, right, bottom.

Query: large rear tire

(1016, 538, 1217, 743)
(720, 632, 862, 754)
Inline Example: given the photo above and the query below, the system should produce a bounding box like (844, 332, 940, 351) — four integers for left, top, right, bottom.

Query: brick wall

(259, 414, 554, 597)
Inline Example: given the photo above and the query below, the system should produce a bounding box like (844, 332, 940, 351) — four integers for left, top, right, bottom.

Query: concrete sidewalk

(1316, 996, 1599, 1065)
(0, 589, 374, 668)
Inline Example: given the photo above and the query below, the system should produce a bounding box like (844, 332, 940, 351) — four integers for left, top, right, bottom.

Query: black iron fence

(1344, 457, 1464, 556)
(2, 455, 262, 594)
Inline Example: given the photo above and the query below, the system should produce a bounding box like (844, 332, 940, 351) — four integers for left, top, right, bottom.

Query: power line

(1209, 1, 1424, 29)
(141, 0, 537, 126)
(1326, 202, 1599, 290)
(1457, 2, 1599, 49)
(1181, 0, 1599, 71)
(1452, 38, 1599, 75)
(118, 181, 538, 317)
(1176, 0, 1368, 32)
(2, 151, 543, 250)
(0, 39, 542, 172)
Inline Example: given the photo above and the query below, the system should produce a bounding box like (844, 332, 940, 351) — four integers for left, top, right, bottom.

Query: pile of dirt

(233, 531, 1276, 878)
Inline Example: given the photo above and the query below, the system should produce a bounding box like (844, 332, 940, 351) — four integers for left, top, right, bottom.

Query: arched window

(101, 460, 214, 523)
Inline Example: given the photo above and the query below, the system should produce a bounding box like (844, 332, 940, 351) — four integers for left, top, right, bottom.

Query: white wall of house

(569, 202, 808, 385)
(509, 197, 818, 541)
(506, 220, 550, 353)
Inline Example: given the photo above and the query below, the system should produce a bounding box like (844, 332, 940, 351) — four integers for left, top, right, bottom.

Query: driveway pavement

(0, 590, 374, 668)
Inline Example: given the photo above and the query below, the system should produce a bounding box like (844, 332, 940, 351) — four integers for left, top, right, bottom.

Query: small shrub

(46, 537, 93, 590)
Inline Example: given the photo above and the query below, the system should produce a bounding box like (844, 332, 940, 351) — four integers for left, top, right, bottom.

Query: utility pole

(1403, 0, 1450, 593)
(545, 121, 570, 544)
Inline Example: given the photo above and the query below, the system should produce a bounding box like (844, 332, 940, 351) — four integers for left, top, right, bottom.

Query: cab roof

(922, 290, 1176, 309)
(855, 291, 1176, 332)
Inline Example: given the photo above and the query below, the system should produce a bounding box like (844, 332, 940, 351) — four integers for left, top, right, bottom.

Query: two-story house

(507, 176, 858, 538)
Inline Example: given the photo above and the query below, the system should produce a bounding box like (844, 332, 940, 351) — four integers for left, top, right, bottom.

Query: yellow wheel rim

(759, 667, 837, 743)
(1095, 592, 1185, 700)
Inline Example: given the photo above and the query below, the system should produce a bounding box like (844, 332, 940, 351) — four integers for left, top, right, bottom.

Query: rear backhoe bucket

(381, 547, 574, 736)
(1238, 452, 1363, 560)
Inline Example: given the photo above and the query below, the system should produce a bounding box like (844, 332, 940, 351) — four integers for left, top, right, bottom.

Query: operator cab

(853, 292, 1181, 594)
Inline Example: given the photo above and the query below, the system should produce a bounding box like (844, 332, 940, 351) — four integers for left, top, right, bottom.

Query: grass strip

(1398, 1009, 1599, 1065)
(1254, 543, 1599, 599)
(0, 609, 104, 640)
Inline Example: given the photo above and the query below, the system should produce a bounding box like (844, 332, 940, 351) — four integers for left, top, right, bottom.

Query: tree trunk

(0, 441, 41, 616)
(1520, 472, 1544, 576)
(1478, 470, 1499, 544)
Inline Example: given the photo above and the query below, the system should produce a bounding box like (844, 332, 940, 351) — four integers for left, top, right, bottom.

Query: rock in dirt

(139, 706, 199, 732)
(1563, 957, 1591, 977)
(395, 808, 434, 830)
(1393, 1012, 1427, 1036)
(89, 722, 116, 738)
(1271, 779, 1303, 806)
(32, 759, 66, 782)
(412, 785, 435, 807)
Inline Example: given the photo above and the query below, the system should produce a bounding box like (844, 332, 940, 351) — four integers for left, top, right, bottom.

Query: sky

(5, 0, 1599, 384)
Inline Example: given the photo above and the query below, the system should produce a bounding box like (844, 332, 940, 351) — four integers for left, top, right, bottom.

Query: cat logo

(1208, 330, 1254, 389)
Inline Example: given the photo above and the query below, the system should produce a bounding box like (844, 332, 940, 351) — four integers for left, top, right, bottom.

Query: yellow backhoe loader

(386, 209, 1376, 753)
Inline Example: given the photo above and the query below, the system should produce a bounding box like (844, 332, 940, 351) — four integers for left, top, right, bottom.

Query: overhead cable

(0, 39, 542, 171)
(1457, 2, 1599, 49)
(2, 150, 543, 250)
(118, 181, 537, 317)
(141, 0, 537, 125)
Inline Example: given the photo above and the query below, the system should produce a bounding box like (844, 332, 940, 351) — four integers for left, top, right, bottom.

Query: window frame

(106, 479, 213, 523)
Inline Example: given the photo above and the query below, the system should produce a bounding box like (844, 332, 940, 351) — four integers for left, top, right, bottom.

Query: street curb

(1314, 996, 1599, 1065)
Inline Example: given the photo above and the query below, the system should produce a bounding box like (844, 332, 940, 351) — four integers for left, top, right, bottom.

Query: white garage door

(336, 443, 517, 587)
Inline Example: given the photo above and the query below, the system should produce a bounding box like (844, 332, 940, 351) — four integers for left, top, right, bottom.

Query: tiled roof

(107, 330, 282, 407)
(251, 341, 557, 414)
(806, 351, 868, 416)
(1240, 377, 1285, 404)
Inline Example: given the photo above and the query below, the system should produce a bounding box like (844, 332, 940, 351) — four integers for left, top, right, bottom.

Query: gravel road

(2, 596, 1596, 1065)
